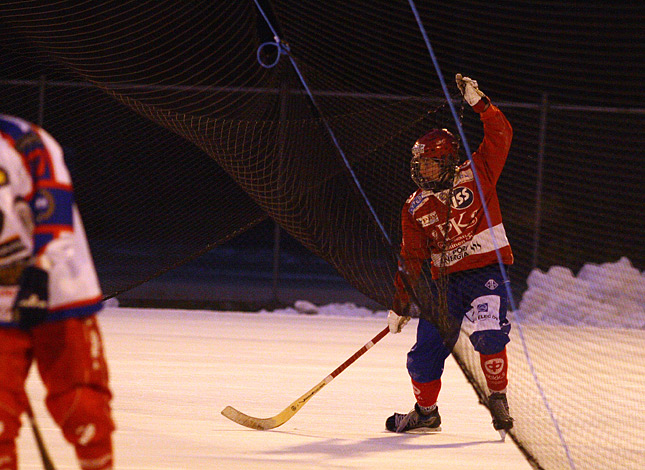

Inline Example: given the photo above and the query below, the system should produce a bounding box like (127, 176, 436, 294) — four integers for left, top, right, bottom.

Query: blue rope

(257, 39, 289, 69)
(252, 0, 394, 247)
(407, 2, 575, 468)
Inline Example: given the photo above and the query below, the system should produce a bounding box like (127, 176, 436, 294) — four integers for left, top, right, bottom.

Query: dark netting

(1, 1, 643, 469)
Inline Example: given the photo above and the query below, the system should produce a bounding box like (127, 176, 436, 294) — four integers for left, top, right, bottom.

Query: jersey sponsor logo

(417, 211, 439, 227)
(435, 211, 478, 238)
(446, 231, 474, 250)
(466, 303, 499, 329)
(0, 236, 27, 260)
(451, 187, 474, 209)
(455, 168, 474, 185)
(434, 189, 450, 205)
(485, 279, 499, 290)
(408, 192, 429, 214)
(432, 224, 510, 268)
(435, 186, 474, 210)
(439, 240, 482, 265)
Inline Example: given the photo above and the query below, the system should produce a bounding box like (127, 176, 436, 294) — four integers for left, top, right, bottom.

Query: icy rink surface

(18, 307, 533, 469)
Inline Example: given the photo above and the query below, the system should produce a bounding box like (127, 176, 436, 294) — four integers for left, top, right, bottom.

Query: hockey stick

(221, 326, 390, 430)
(25, 397, 56, 470)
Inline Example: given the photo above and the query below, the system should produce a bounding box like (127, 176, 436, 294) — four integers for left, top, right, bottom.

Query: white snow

(517, 257, 645, 328)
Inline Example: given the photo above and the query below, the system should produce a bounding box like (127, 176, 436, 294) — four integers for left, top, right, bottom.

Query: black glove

(12, 266, 49, 330)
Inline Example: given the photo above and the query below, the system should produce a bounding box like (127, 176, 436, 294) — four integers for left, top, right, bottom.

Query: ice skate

(386, 403, 441, 433)
(489, 392, 513, 440)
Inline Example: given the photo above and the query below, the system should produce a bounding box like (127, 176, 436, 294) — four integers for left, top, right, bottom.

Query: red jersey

(395, 104, 513, 305)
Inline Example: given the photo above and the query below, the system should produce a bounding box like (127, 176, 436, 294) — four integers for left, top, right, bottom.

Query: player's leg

(386, 318, 455, 432)
(0, 328, 32, 470)
(460, 266, 513, 431)
(32, 315, 115, 470)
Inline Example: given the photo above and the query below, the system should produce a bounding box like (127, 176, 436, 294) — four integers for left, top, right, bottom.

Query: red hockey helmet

(410, 128, 459, 191)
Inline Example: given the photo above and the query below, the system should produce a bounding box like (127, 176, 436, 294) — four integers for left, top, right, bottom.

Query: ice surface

(18, 307, 532, 470)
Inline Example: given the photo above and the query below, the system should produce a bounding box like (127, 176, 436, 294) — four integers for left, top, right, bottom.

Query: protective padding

(406, 318, 452, 383)
(411, 378, 442, 407)
(0, 444, 17, 470)
(46, 387, 114, 448)
(0, 403, 20, 470)
(480, 347, 509, 392)
(469, 326, 510, 355)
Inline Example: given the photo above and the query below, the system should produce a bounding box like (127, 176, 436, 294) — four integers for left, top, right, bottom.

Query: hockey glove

(387, 309, 411, 334)
(455, 73, 489, 111)
(13, 266, 49, 330)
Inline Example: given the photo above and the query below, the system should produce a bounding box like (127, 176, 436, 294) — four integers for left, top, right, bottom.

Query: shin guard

(411, 378, 441, 407)
(0, 407, 20, 470)
(46, 387, 114, 470)
(480, 347, 508, 393)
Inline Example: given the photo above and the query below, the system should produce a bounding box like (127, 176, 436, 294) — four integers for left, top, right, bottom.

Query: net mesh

(1, 2, 643, 469)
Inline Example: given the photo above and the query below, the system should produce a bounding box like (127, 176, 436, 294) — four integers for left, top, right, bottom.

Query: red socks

(480, 348, 508, 393)
(411, 378, 441, 407)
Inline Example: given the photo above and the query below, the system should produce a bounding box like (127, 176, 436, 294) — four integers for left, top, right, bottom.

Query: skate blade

(405, 425, 442, 434)
(498, 429, 507, 441)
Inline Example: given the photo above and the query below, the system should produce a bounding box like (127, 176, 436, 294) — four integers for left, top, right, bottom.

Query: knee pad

(407, 319, 452, 383)
(469, 327, 510, 355)
(46, 387, 114, 447)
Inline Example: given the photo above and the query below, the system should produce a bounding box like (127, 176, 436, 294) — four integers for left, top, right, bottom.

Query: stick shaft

(25, 399, 57, 470)
(222, 326, 390, 430)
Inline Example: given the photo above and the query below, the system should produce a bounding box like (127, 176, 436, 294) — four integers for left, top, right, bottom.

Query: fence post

(38, 75, 46, 126)
(531, 92, 548, 270)
(271, 75, 290, 303)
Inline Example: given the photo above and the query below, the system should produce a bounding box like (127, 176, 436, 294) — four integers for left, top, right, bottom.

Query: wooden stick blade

(221, 405, 291, 430)
(220, 327, 389, 431)
(221, 377, 329, 430)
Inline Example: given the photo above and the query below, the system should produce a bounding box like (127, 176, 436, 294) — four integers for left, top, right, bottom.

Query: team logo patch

(484, 358, 504, 375)
(34, 189, 55, 223)
(0, 168, 8, 187)
(477, 303, 489, 312)
(485, 279, 499, 290)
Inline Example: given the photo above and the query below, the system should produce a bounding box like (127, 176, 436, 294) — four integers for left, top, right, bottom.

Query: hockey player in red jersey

(0, 115, 115, 469)
(386, 75, 514, 435)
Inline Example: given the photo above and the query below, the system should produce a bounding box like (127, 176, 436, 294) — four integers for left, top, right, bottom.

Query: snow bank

(516, 257, 645, 328)
(260, 299, 389, 318)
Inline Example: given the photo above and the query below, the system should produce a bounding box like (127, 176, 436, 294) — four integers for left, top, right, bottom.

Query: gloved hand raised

(387, 309, 411, 334)
(456, 73, 489, 111)
(12, 265, 49, 330)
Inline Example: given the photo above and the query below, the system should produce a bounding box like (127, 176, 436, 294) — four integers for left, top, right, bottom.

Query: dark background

(0, 1, 642, 309)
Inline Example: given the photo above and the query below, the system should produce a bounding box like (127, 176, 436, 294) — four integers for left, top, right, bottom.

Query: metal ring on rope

(257, 38, 290, 68)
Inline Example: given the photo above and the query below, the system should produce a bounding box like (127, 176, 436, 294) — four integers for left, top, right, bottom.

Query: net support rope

(407, 2, 575, 468)
(252, 0, 425, 308)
